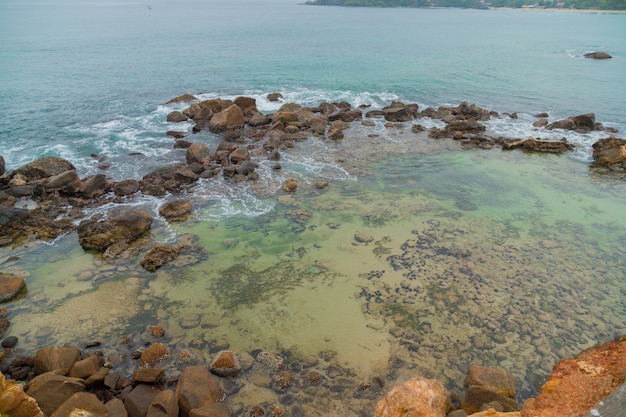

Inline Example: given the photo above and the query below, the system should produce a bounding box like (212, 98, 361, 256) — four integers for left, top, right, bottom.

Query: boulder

(68, 354, 101, 379)
(12, 157, 76, 181)
(233, 96, 256, 110)
(34, 347, 81, 374)
(147, 389, 179, 417)
(0, 274, 25, 303)
(114, 179, 141, 196)
(0, 372, 44, 417)
(141, 244, 181, 272)
(267, 92, 283, 102)
(502, 137, 573, 153)
(159, 199, 192, 221)
(125, 384, 162, 417)
(383, 106, 414, 122)
(166, 93, 198, 104)
(209, 351, 242, 377)
(49, 392, 108, 417)
(26, 373, 86, 416)
(461, 385, 519, 415)
(374, 377, 450, 417)
(44, 170, 82, 194)
(134, 367, 165, 384)
(140, 342, 169, 367)
(209, 104, 244, 133)
(584, 51, 612, 59)
(186, 143, 212, 165)
(77, 209, 153, 252)
(79, 173, 110, 198)
(272, 111, 299, 124)
(592, 136, 626, 168)
(166, 111, 189, 122)
(464, 366, 516, 398)
(0, 155, 4, 176)
(546, 113, 597, 132)
(230, 147, 250, 163)
(176, 366, 225, 417)
(106, 398, 129, 417)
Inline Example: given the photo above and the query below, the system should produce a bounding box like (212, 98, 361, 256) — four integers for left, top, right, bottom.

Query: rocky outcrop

(176, 366, 225, 417)
(209, 104, 245, 133)
(522, 334, 626, 417)
(502, 137, 573, 153)
(546, 113, 599, 132)
(77, 209, 153, 252)
(374, 377, 450, 417)
(592, 136, 626, 169)
(11, 156, 76, 181)
(166, 93, 198, 104)
(584, 51, 612, 59)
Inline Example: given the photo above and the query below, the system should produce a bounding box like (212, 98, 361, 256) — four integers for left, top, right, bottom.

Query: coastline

(490, 7, 626, 14)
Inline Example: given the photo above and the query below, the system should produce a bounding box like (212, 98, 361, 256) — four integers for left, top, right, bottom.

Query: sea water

(1, 1, 626, 414)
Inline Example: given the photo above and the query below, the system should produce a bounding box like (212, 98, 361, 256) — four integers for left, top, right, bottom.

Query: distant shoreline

(492, 7, 626, 14)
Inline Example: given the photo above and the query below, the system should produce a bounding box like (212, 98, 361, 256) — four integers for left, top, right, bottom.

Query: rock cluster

(1, 92, 623, 251)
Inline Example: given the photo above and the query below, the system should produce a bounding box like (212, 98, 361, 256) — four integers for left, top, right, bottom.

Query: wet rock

(502, 137, 573, 153)
(272, 370, 293, 391)
(167, 110, 189, 123)
(186, 143, 212, 165)
(114, 179, 141, 196)
(546, 113, 598, 132)
(209, 104, 245, 133)
(461, 386, 519, 415)
(12, 156, 76, 181)
(49, 392, 108, 417)
(383, 104, 415, 122)
(327, 127, 344, 140)
(140, 343, 169, 368)
(44, 170, 83, 194)
(209, 350, 242, 377)
(34, 347, 81, 374)
(584, 51, 612, 59)
(532, 118, 548, 128)
(125, 384, 162, 417)
(159, 199, 192, 221)
(77, 209, 153, 252)
(2, 335, 18, 348)
(134, 367, 165, 384)
(27, 373, 86, 416)
(592, 136, 626, 168)
(189, 402, 231, 417)
(85, 367, 109, 389)
(148, 326, 165, 338)
(106, 398, 128, 417)
(268, 92, 283, 102)
(79, 173, 110, 198)
(374, 377, 450, 417)
(464, 366, 516, 399)
(147, 389, 179, 417)
(176, 366, 225, 417)
(68, 354, 101, 379)
(234, 96, 257, 110)
(230, 147, 250, 163)
(0, 274, 25, 303)
(282, 178, 297, 193)
(0, 155, 4, 176)
(166, 93, 198, 104)
(0, 372, 44, 417)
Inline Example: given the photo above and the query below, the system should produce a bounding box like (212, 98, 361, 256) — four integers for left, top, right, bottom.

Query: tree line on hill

(305, 0, 626, 10)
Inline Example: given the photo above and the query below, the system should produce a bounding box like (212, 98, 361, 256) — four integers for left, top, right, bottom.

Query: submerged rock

(592, 136, 626, 168)
(0, 274, 25, 303)
(77, 209, 153, 252)
(583, 51, 612, 59)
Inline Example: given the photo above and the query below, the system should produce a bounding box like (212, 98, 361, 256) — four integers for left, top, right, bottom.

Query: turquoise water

(1, 1, 626, 414)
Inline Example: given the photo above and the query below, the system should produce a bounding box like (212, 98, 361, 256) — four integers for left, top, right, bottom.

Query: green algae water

(1, 0, 626, 414)
(4, 127, 626, 413)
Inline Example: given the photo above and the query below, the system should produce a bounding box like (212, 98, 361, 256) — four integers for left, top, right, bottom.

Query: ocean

(1, 1, 626, 414)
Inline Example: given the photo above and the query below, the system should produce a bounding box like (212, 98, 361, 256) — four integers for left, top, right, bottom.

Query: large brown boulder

(12, 157, 76, 181)
(502, 137, 573, 153)
(159, 199, 192, 221)
(44, 170, 83, 194)
(233, 96, 256, 110)
(461, 386, 519, 415)
(374, 377, 450, 417)
(592, 136, 626, 168)
(141, 244, 181, 272)
(166, 93, 198, 104)
(147, 389, 179, 417)
(209, 104, 244, 133)
(0, 372, 44, 417)
(0, 274, 25, 303)
(186, 143, 212, 165)
(166, 111, 189, 123)
(50, 392, 108, 417)
(546, 113, 597, 132)
(26, 373, 86, 416)
(176, 366, 225, 417)
(0, 155, 4, 176)
(125, 384, 162, 417)
(77, 209, 153, 252)
(79, 173, 111, 198)
(34, 347, 81, 374)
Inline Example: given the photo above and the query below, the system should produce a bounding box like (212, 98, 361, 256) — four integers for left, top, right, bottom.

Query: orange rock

(139, 342, 169, 368)
(521, 335, 626, 417)
(375, 377, 450, 417)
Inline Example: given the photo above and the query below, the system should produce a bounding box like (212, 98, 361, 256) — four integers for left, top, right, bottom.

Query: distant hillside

(304, 0, 626, 10)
